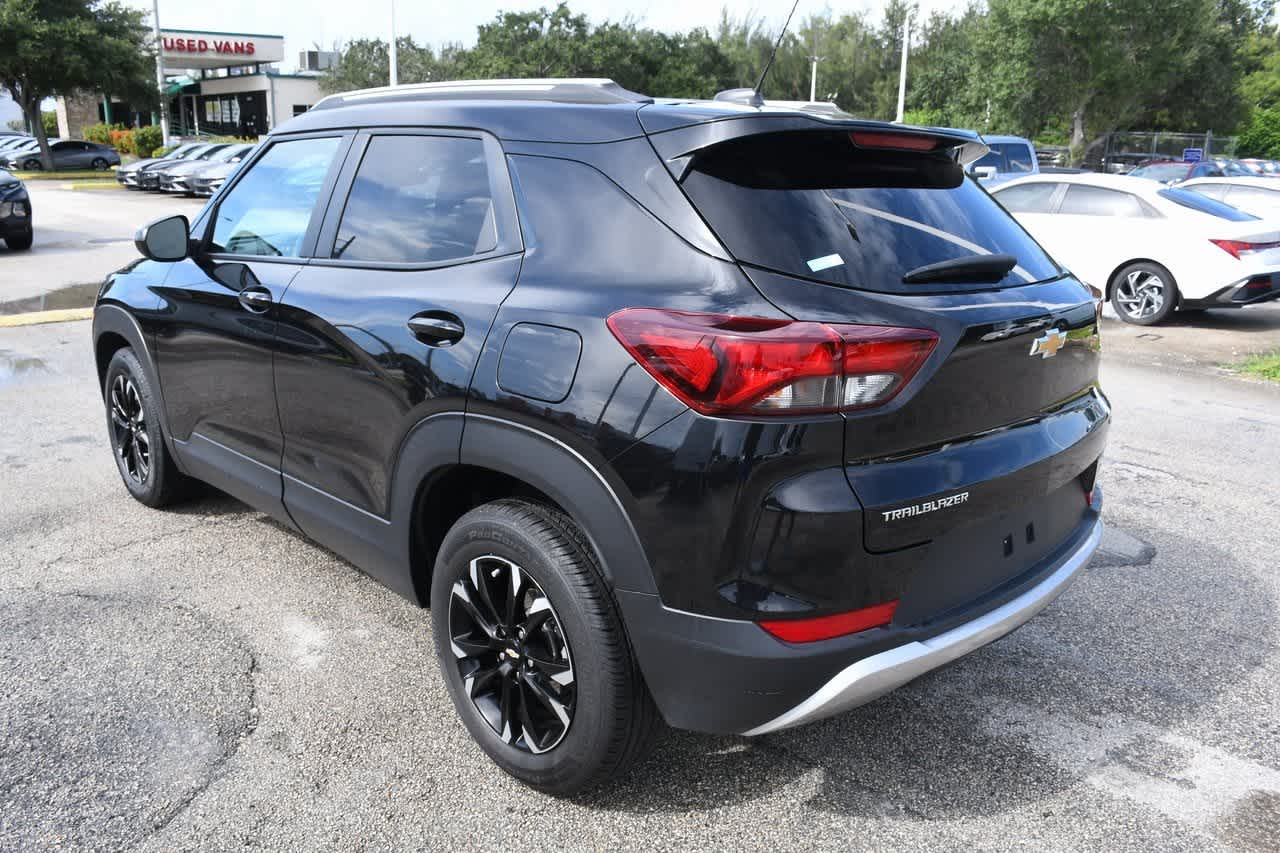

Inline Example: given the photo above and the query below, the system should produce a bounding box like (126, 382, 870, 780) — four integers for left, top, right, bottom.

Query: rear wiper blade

(902, 253, 1016, 285)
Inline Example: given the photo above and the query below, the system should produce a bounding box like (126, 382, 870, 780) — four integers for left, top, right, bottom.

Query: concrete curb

(0, 308, 93, 328)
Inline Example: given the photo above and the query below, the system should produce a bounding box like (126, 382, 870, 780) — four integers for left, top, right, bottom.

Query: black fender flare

(458, 414, 658, 595)
(92, 305, 179, 456)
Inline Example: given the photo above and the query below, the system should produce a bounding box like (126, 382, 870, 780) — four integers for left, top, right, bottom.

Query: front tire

(103, 348, 189, 507)
(430, 499, 659, 795)
(22, 158, 40, 171)
(91, 157, 108, 171)
(1110, 261, 1178, 325)
(4, 229, 32, 251)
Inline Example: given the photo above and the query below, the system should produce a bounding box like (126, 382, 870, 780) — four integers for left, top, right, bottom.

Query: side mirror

(134, 214, 191, 261)
(972, 165, 998, 181)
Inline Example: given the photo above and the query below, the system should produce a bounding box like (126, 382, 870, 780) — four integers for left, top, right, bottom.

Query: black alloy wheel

(91, 157, 108, 170)
(22, 158, 40, 171)
(448, 554, 576, 754)
(103, 348, 190, 507)
(109, 373, 151, 486)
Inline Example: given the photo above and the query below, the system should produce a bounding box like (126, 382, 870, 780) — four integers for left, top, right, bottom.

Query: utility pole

(895, 11, 911, 123)
(150, 0, 169, 145)
(808, 28, 824, 103)
(388, 0, 399, 86)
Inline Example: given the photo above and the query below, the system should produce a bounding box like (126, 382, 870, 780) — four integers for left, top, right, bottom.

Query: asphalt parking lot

(2, 186, 1280, 850)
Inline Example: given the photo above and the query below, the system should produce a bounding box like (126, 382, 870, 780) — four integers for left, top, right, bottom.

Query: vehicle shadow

(582, 527, 1275, 820)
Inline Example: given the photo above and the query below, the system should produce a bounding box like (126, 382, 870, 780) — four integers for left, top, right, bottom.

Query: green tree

(0, 0, 154, 169)
(319, 36, 460, 94)
(1238, 107, 1280, 157)
(977, 0, 1244, 163)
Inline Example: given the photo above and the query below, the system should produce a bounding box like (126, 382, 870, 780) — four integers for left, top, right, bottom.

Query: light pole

(150, 0, 170, 145)
(808, 29, 824, 103)
(895, 12, 912, 123)
(388, 0, 399, 86)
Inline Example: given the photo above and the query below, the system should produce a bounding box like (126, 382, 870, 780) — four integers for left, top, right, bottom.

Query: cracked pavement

(1, 318, 1279, 851)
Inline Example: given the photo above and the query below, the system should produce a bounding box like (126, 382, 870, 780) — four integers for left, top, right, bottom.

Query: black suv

(93, 79, 1108, 795)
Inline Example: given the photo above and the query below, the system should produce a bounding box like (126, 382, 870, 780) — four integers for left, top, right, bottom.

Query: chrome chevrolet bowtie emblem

(1029, 329, 1068, 359)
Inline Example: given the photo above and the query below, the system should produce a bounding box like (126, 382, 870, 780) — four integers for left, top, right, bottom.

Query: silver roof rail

(314, 78, 653, 110)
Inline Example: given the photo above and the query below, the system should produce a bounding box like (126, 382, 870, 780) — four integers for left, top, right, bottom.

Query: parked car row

(992, 172, 1280, 324)
(0, 135, 120, 171)
(116, 142, 255, 197)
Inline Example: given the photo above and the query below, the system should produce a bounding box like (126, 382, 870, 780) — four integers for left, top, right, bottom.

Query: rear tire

(22, 158, 40, 171)
(1110, 261, 1179, 325)
(91, 157, 108, 171)
(4, 229, 32, 251)
(103, 348, 191, 508)
(430, 499, 659, 795)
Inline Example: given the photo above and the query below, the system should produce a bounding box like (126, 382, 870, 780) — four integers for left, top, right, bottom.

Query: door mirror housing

(135, 214, 191, 261)
(972, 165, 998, 181)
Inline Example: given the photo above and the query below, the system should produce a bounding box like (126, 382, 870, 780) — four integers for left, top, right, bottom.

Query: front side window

(999, 143, 1036, 173)
(1185, 183, 1228, 201)
(332, 135, 497, 264)
(1059, 185, 1144, 217)
(210, 136, 341, 257)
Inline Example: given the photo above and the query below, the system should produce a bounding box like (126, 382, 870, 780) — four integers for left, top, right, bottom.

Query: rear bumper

(744, 515, 1102, 734)
(619, 506, 1103, 735)
(1183, 274, 1280, 308)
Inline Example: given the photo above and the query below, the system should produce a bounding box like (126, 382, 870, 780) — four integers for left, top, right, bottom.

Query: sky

(128, 0, 965, 71)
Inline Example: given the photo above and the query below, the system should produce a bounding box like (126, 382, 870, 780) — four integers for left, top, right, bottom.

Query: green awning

(163, 75, 198, 96)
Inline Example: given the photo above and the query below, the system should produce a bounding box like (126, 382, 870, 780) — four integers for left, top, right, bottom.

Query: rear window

(1158, 188, 1258, 221)
(1129, 163, 1190, 182)
(681, 131, 1060, 293)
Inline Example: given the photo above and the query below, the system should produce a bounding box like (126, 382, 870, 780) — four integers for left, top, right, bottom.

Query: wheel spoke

(499, 677, 514, 743)
(451, 580, 500, 640)
(451, 633, 498, 658)
(469, 559, 507, 630)
(521, 671, 572, 728)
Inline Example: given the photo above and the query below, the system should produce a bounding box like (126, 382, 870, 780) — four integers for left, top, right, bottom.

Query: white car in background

(992, 173, 1280, 324)
(1180, 176, 1280, 219)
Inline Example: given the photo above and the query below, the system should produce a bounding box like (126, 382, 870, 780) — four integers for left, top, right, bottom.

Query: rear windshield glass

(1158, 188, 1258, 221)
(1128, 163, 1189, 182)
(681, 131, 1060, 293)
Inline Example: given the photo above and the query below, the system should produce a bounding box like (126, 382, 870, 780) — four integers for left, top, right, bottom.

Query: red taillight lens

(606, 309, 938, 416)
(1211, 238, 1280, 259)
(849, 131, 938, 152)
(759, 600, 899, 643)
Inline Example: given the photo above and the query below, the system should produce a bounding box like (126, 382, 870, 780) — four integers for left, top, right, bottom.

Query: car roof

(1182, 175, 1280, 189)
(993, 171, 1172, 198)
(285, 77, 984, 147)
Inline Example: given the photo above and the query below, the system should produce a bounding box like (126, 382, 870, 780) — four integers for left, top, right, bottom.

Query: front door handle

(408, 314, 465, 346)
(238, 287, 272, 313)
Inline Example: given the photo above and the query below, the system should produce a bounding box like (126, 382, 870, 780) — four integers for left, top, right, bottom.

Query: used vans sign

(160, 30, 285, 68)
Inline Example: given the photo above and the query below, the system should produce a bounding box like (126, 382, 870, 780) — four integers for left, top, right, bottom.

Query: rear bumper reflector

(742, 517, 1103, 735)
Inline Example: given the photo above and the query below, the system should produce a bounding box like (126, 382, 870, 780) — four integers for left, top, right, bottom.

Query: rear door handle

(408, 314, 465, 346)
(238, 287, 272, 313)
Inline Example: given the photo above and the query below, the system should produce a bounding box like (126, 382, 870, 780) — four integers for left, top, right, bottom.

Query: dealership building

(57, 29, 330, 140)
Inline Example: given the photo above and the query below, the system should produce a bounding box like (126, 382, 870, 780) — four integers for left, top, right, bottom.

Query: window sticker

(807, 253, 844, 272)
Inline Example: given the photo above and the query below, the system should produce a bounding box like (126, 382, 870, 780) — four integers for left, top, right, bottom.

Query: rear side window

(1059, 185, 1145, 217)
(680, 131, 1060, 293)
(210, 136, 341, 257)
(995, 182, 1060, 213)
(1185, 183, 1228, 201)
(1158, 187, 1258, 221)
(1225, 185, 1280, 210)
(332, 135, 497, 264)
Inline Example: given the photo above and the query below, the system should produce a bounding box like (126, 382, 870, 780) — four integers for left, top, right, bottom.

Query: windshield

(1129, 163, 1189, 182)
(1158, 188, 1259, 221)
(681, 130, 1061, 293)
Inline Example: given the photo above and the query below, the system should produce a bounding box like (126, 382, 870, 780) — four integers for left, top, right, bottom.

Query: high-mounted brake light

(1211, 238, 1280, 259)
(759, 600, 899, 643)
(607, 309, 938, 416)
(849, 131, 938, 152)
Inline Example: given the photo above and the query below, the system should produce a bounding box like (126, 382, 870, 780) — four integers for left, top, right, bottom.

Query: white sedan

(1180, 176, 1280, 219)
(992, 173, 1280, 324)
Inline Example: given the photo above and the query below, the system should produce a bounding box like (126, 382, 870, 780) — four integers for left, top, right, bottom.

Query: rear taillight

(607, 309, 938, 416)
(759, 600, 899, 643)
(1087, 284, 1104, 327)
(1211, 238, 1280, 259)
